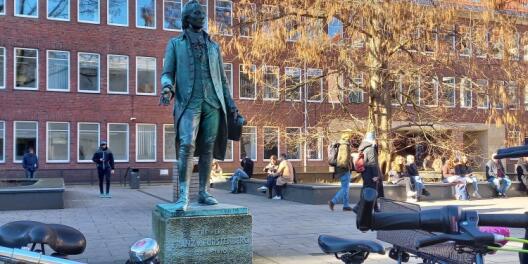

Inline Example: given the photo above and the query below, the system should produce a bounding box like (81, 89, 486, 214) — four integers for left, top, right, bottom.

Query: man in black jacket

(92, 140, 115, 198)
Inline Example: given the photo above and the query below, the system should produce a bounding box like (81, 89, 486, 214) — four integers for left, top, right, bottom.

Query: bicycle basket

(376, 198, 477, 264)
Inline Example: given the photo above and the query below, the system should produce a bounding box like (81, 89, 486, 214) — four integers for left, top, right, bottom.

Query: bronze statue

(160, 0, 240, 211)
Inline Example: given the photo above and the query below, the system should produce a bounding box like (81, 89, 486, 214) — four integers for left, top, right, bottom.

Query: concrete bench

(213, 179, 527, 205)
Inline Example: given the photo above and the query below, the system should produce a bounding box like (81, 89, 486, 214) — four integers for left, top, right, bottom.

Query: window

(240, 126, 256, 160)
(0, 47, 5, 89)
(163, 124, 176, 162)
(0, 121, 4, 162)
(476, 79, 489, 109)
(14, 121, 38, 162)
(493, 81, 505, 109)
(15, 48, 38, 90)
(136, 56, 157, 95)
(328, 17, 344, 41)
(285, 67, 301, 101)
(108, 0, 128, 26)
(391, 78, 402, 106)
(0, 0, 4, 15)
(47, 50, 70, 91)
(47, 0, 69, 20)
(78, 0, 99, 23)
(215, 0, 232, 35)
(473, 26, 488, 58)
(136, 0, 156, 29)
(261, 5, 279, 35)
(460, 78, 472, 108)
(15, 0, 38, 17)
(239, 64, 256, 99)
(306, 68, 323, 102)
(78, 123, 99, 162)
(349, 73, 364, 104)
(328, 72, 343, 103)
(402, 76, 420, 106)
(523, 32, 528, 62)
(285, 127, 301, 160)
(490, 28, 504, 59)
(441, 77, 456, 107)
(307, 127, 323, 160)
(263, 66, 279, 100)
(524, 84, 528, 111)
(108, 123, 129, 162)
(108, 55, 129, 94)
(225, 140, 233, 161)
(163, 0, 182, 31)
(238, 3, 256, 37)
(136, 124, 156, 162)
(509, 32, 520, 61)
(263, 127, 279, 160)
(198, 0, 208, 31)
(223, 63, 233, 96)
(47, 122, 69, 162)
(422, 77, 439, 107)
(507, 81, 518, 110)
(456, 25, 471, 57)
(78, 52, 100, 93)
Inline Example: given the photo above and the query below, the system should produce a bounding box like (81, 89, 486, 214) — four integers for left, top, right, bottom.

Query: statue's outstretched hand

(159, 87, 172, 106)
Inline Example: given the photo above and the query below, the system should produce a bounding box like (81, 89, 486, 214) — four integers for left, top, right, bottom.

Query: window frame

(14, 0, 39, 18)
(239, 64, 257, 100)
(46, 121, 70, 163)
(493, 80, 505, 110)
(507, 81, 518, 110)
(460, 77, 473, 109)
(223, 140, 234, 162)
(441, 77, 456, 108)
(77, 122, 100, 163)
(77, 52, 100, 93)
(215, 0, 233, 36)
(136, 0, 157, 29)
(163, 0, 182, 32)
(262, 65, 280, 101)
(46, 50, 70, 92)
(14, 48, 39, 91)
(307, 127, 323, 161)
(13, 121, 38, 163)
(163, 124, 176, 162)
(107, 0, 129, 27)
(0, 0, 5, 15)
(285, 127, 302, 161)
(47, 0, 70, 21)
(423, 77, 439, 107)
(136, 56, 157, 96)
(305, 68, 323, 103)
(136, 123, 157, 162)
(237, 2, 256, 38)
(107, 54, 129, 94)
(0, 121, 5, 163)
(107, 123, 129, 162)
(240, 126, 257, 161)
(262, 126, 280, 161)
(77, 0, 100, 24)
(0, 47, 5, 89)
(223, 62, 233, 96)
(349, 73, 364, 104)
(285, 67, 302, 102)
(476, 79, 490, 110)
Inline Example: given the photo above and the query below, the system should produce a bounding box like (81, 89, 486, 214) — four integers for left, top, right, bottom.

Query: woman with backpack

(328, 132, 354, 211)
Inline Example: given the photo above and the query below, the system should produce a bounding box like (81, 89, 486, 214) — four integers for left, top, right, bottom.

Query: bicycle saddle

(318, 235, 385, 254)
(0, 221, 86, 255)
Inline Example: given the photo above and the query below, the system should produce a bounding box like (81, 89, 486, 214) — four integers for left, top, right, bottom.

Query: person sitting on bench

(273, 153, 294, 200)
(258, 155, 280, 198)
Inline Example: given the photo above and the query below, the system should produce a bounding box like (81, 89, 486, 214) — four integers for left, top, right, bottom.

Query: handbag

(227, 111, 246, 141)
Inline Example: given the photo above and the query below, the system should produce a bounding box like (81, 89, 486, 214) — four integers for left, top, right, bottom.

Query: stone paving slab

(0, 184, 526, 263)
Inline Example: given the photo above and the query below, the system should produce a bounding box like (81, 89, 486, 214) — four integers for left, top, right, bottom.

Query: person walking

(273, 153, 295, 200)
(22, 147, 38, 179)
(486, 153, 511, 197)
(357, 132, 384, 211)
(92, 140, 115, 198)
(328, 132, 353, 211)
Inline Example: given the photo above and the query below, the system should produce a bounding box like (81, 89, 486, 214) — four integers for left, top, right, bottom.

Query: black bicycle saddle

(318, 235, 385, 254)
(0, 221, 86, 255)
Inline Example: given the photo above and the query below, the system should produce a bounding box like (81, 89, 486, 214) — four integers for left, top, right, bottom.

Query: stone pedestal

(152, 203, 253, 264)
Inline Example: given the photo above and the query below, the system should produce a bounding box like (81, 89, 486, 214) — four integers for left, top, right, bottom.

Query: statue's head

(182, 0, 206, 30)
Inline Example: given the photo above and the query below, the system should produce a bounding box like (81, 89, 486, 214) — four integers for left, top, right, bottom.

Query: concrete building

(0, 0, 526, 182)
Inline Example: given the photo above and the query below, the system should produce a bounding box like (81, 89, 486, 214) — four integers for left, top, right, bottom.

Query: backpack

(328, 143, 340, 166)
(354, 151, 366, 173)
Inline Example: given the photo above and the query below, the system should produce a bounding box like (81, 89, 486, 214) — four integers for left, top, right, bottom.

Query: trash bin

(130, 169, 140, 189)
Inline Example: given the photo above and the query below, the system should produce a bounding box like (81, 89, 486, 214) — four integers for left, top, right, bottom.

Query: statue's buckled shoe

(198, 192, 218, 205)
(173, 198, 189, 211)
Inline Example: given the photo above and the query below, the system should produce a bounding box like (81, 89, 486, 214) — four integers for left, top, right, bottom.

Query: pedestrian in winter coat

(22, 147, 38, 179)
(92, 140, 115, 198)
(357, 132, 384, 211)
(328, 132, 353, 212)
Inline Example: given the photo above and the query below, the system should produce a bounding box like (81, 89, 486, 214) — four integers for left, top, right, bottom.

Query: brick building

(0, 0, 527, 182)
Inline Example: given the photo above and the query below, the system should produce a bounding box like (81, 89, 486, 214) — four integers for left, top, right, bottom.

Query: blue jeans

(488, 177, 512, 195)
(230, 168, 249, 193)
(331, 172, 351, 208)
(25, 170, 36, 179)
(412, 176, 424, 198)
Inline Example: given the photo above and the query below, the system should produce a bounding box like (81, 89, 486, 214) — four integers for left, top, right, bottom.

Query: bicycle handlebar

(479, 213, 528, 228)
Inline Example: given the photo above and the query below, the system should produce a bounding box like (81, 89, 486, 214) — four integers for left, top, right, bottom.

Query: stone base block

(153, 203, 252, 264)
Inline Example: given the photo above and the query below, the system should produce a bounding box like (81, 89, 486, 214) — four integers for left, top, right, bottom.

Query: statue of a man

(160, 0, 240, 211)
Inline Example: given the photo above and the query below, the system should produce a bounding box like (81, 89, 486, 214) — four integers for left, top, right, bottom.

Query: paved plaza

(0, 184, 526, 263)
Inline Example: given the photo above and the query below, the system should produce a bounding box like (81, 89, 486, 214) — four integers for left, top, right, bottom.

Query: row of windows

(0, 121, 324, 164)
